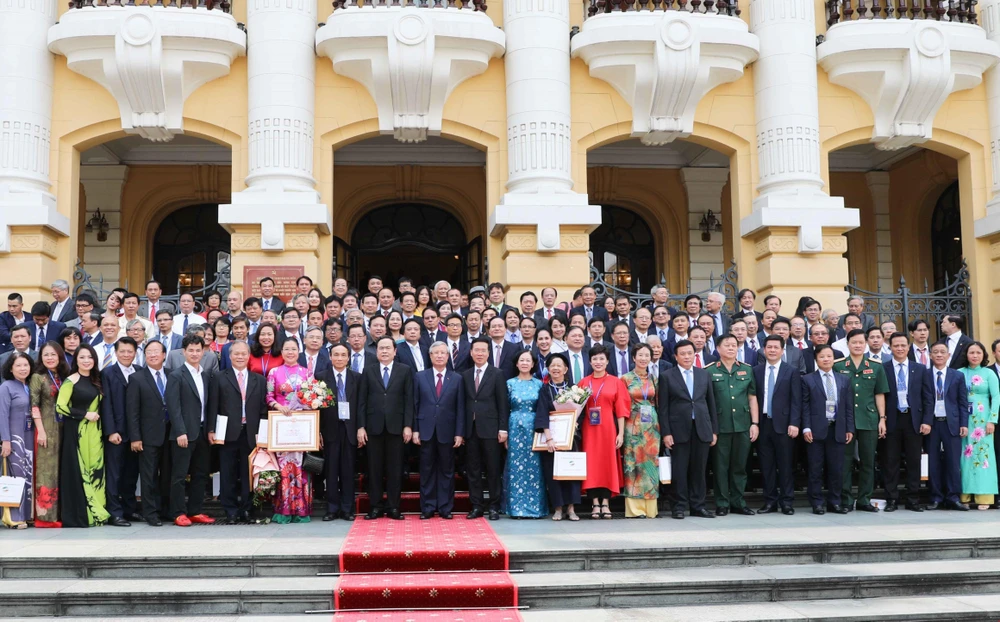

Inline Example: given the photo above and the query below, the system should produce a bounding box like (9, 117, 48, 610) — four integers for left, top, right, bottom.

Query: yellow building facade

(1, 0, 998, 337)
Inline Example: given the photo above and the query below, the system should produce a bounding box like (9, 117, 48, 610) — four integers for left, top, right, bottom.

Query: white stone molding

(80, 165, 128, 288)
(316, 7, 505, 144)
(48, 6, 246, 142)
(865, 171, 894, 292)
(681, 168, 728, 291)
(571, 12, 759, 146)
(819, 20, 1000, 151)
(490, 194, 602, 252)
(219, 187, 331, 251)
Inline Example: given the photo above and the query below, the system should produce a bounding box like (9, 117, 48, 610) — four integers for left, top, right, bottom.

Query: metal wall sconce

(85, 208, 110, 242)
(699, 210, 722, 242)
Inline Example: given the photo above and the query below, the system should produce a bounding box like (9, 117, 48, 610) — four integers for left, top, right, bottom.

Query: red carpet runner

(334, 516, 521, 622)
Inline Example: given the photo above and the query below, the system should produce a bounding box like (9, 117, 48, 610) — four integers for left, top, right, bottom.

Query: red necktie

(797, 341, 804, 350)
(695, 353, 703, 368)
(546, 309, 552, 320)
(308, 355, 315, 373)
(919, 348, 928, 366)
(149, 303, 156, 322)
(436, 372, 443, 397)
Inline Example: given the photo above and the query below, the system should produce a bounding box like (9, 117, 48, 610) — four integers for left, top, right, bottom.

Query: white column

(682, 168, 728, 292)
(0, 0, 68, 251)
(976, 0, 1000, 238)
(218, 0, 329, 250)
(80, 165, 128, 290)
(489, 0, 600, 251)
(864, 171, 894, 293)
(740, 0, 857, 251)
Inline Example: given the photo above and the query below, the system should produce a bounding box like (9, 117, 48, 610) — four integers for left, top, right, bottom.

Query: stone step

(4, 559, 1000, 617)
(2, 534, 996, 580)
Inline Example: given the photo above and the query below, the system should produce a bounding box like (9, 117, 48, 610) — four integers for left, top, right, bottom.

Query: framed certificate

(266, 410, 320, 452)
(532, 412, 578, 451)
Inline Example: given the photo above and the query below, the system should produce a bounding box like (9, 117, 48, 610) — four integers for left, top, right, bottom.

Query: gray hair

(707, 292, 725, 303)
(822, 308, 839, 321)
(434, 280, 451, 290)
(847, 295, 864, 305)
(125, 319, 145, 331)
(51, 279, 69, 291)
(305, 326, 324, 337)
(428, 341, 449, 355)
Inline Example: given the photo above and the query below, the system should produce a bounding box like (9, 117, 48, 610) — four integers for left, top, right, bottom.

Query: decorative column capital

(219, 188, 329, 252)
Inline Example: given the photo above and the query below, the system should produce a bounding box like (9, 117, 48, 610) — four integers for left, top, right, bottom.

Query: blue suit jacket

(395, 341, 431, 379)
(152, 332, 184, 356)
(882, 359, 934, 434)
(413, 367, 466, 441)
(930, 367, 970, 435)
(100, 364, 132, 441)
(753, 361, 803, 434)
(737, 343, 758, 367)
(0, 311, 31, 353)
(801, 370, 855, 442)
(29, 320, 66, 352)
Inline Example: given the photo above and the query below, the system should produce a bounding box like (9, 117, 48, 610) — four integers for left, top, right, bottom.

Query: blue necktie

(263, 299, 270, 311)
(155, 371, 167, 421)
(353, 353, 361, 373)
(620, 350, 628, 375)
(337, 373, 345, 402)
(183, 315, 189, 333)
(766, 365, 776, 418)
(937, 370, 944, 399)
(897, 364, 906, 390)
(684, 369, 693, 397)
(383, 366, 390, 388)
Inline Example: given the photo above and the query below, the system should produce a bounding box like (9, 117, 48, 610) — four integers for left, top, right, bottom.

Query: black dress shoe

(388, 509, 404, 520)
(126, 513, 144, 522)
(925, 502, 940, 510)
(812, 506, 826, 515)
(827, 505, 848, 514)
(781, 506, 795, 515)
(109, 516, 131, 527)
(951, 502, 970, 511)
(856, 503, 879, 513)
(323, 512, 338, 522)
(884, 500, 898, 512)
(715, 507, 730, 517)
(364, 510, 383, 520)
(225, 515, 238, 525)
(146, 518, 163, 527)
(439, 512, 453, 520)
(671, 511, 685, 520)
(488, 509, 500, 521)
(905, 503, 925, 512)
(690, 508, 715, 518)
(757, 504, 777, 514)
(342, 512, 356, 521)
(420, 511, 434, 520)
(737, 506, 755, 516)
(467, 509, 484, 519)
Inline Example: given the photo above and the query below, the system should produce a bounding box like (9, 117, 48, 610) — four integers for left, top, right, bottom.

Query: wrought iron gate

(589, 260, 740, 314)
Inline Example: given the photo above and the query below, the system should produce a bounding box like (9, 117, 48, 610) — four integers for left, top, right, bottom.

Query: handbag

(658, 455, 672, 484)
(0, 457, 26, 509)
(301, 452, 325, 476)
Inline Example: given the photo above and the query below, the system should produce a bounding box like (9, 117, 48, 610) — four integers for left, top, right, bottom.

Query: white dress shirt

(893, 359, 910, 411)
(761, 359, 782, 416)
(408, 342, 424, 372)
(235, 367, 248, 422)
(117, 362, 135, 383)
(172, 313, 205, 335)
(184, 362, 206, 421)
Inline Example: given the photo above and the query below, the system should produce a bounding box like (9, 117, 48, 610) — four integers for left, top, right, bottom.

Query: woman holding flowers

(266, 339, 314, 523)
(534, 352, 580, 521)
(960, 341, 1000, 510)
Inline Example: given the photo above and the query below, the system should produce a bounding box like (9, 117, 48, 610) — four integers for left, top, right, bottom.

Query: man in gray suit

(165, 326, 218, 374)
(138, 280, 176, 322)
(64, 293, 97, 330)
(50, 279, 76, 324)
(771, 318, 806, 374)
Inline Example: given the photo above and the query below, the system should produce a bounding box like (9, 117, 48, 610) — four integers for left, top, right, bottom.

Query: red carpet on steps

(334, 515, 521, 622)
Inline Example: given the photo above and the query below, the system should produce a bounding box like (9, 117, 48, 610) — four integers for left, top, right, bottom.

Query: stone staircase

(4, 535, 1000, 619)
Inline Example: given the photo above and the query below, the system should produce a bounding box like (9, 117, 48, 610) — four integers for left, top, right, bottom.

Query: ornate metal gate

(589, 260, 740, 314)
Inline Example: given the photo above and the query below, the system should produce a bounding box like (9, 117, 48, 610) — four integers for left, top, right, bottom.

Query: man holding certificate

(208, 341, 267, 524)
(413, 341, 466, 519)
(317, 343, 361, 522)
(357, 336, 414, 520)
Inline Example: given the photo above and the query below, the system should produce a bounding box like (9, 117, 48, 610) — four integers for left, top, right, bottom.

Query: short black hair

(764, 334, 785, 349)
(115, 336, 138, 352)
(846, 328, 866, 342)
(259, 277, 275, 286)
(30, 301, 51, 317)
(813, 344, 833, 359)
(182, 334, 204, 349)
(588, 343, 609, 362)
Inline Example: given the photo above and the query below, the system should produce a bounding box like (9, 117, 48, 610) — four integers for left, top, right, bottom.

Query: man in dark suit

(462, 338, 509, 520)
(257, 277, 287, 316)
(299, 326, 332, 376)
(317, 344, 360, 521)
(907, 319, 933, 368)
(657, 339, 717, 519)
(126, 340, 172, 526)
(207, 340, 267, 524)
(729, 318, 758, 366)
(346, 324, 377, 374)
(754, 335, 803, 515)
(569, 286, 609, 325)
(688, 326, 719, 369)
(703, 292, 730, 339)
(630, 307, 655, 346)
(138, 280, 176, 321)
(396, 318, 430, 379)
(926, 341, 970, 511)
(533, 286, 568, 326)
(882, 333, 934, 512)
(565, 327, 591, 384)
(152, 310, 184, 357)
(49, 279, 76, 324)
(606, 321, 633, 377)
(442, 313, 472, 372)
(101, 337, 140, 527)
(788, 316, 815, 374)
(941, 315, 973, 369)
(486, 316, 517, 380)
(420, 308, 445, 345)
(357, 336, 414, 520)
(28, 302, 65, 352)
(771, 318, 806, 374)
(165, 335, 216, 526)
(0, 293, 31, 354)
(413, 341, 466, 519)
(801, 345, 855, 514)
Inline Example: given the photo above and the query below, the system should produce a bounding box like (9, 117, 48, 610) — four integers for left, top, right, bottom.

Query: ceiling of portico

(828, 144, 922, 172)
(587, 139, 729, 169)
(81, 135, 232, 166)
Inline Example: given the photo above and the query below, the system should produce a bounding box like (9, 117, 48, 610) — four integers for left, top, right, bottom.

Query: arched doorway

(931, 182, 962, 292)
(336, 203, 481, 290)
(589, 205, 656, 294)
(152, 204, 231, 295)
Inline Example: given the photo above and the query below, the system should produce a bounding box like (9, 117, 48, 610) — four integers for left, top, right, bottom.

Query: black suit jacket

(461, 365, 510, 439)
(533, 308, 568, 327)
(29, 320, 66, 352)
(487, 340, 518, 380)
(421, 329, 447, 347)
(565, 349, 592, 385)
(657, 366, 717, 444)
(395, 341, 431, 379)
(126, 366, 170, 447)
(100, 365, 131, 440)
(260, 297, 286, 316)
(753, 361, 802, 434)
(0, 312, 31, 353)
(207, 368, 268, 447)
(316, 367, 361, 441)
(298, 349, 332, 377)
(358, 362, 414, 435)
(801, 370, 854, 442)
(607, 347, 634, 377)
(165, 365, 211, 442)
(570, 306, 609, 324)
(882, 359, 934, 434)
(444, 339, 472, 373)
(946, 334, 974, 369)
(789, 341, 816, 374)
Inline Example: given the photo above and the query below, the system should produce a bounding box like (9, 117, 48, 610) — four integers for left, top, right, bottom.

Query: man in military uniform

(708, 334, 759, 516)
(834, 328, 888, 512)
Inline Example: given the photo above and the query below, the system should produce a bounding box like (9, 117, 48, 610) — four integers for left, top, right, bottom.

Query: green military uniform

(834, 355, 889, 507)
(709, 360, 757, 511)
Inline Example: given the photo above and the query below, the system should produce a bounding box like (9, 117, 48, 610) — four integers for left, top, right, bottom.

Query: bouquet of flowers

(252, 470, 280, 508)
(296, 378, 334, 409)
(553, 385, 592, 415)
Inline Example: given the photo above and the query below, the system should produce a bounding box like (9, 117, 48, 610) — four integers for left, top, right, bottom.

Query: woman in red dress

(577, 344, 630, 519)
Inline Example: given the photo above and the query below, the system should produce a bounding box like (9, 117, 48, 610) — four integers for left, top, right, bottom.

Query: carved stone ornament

(572, 11, 759, 146)
(316, 7, 505, 143)
(48, 6, 246, 142)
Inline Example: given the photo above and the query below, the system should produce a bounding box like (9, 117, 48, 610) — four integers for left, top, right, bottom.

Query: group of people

(0, 275, 997, 529)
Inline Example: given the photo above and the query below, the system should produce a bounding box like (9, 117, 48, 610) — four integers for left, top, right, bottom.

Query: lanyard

(589, 377, 607, 407)
(640, 377, 650, 402)
(262, 354, 273, 376)
(549, 382, 567, 401)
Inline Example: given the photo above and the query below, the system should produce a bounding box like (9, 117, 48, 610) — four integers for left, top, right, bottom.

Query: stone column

(681, 168, 728, 292)
(219, 0, 330, 290)
(80, 165, 129, 291)
(976, 0, 1000, 236)
(740, 0, 858, 310)
(0, 0, 69, 298)
(489, 0, 600, 300)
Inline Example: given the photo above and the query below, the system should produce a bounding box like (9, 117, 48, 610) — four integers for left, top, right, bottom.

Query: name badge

(338, 402, 351, 421)
(639, 404, 653, 423)
(934, 400, 946, 418)
(588, 406, 602, 426)
(825, 400, 837, 421)
(897, 390, 909, 409)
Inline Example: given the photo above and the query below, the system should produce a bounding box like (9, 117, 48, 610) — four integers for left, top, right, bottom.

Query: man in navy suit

(607, 322, 633, 377)
(442, 313, 472, 372)
(882, 333, 934, 512)
(941, 315, 973, 369)
(101, 337, 140, 527)
(462, 338, 510, 520)
(569, 286, 609, 325)
(801, 345, 854, 514)
(153, 310, 184, 357)
(28, 301, 65, 352)
(486, 316, 517, 380)
(689, 326, 719, 369)
(413, 342, 466, 519)
(753, 335, 802, 515)
(926, 342, 970, 511)
(299, 326, 332, 376)
(565, 327, 591, 384)
(257, 277, 286, 316)
(0, 293, 31, 354)
(395, 319, 430, 380)
(316, 344, 361, 521)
